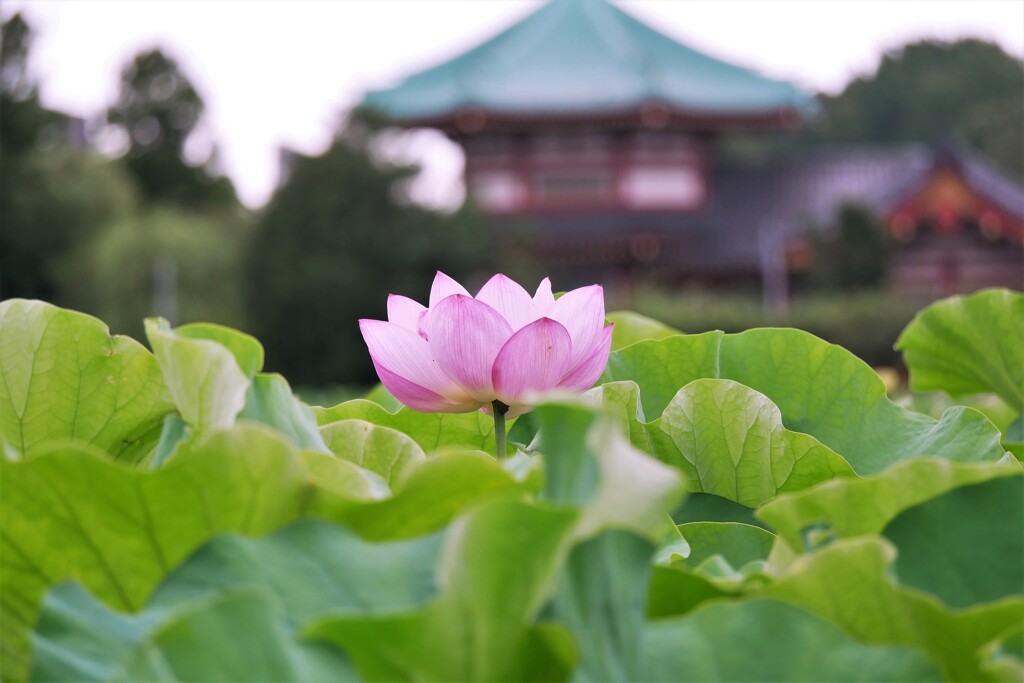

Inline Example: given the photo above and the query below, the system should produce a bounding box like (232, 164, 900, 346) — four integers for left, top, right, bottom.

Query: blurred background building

(2, 0, 1022, 388)
(362, 0, 1023, 305)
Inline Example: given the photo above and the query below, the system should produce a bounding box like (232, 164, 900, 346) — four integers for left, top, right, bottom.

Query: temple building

(362, 0, 1023, 299)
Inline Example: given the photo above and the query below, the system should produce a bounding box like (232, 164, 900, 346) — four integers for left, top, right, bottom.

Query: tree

(61, 207, 251, 338)
(807, 203, 891, 291)
(247, 133, 489, 385)
(106, 49, 236, 208)
(1, 12, 54, 158)
(1, 13, 136, 301)
(818, 39, 1024, 176)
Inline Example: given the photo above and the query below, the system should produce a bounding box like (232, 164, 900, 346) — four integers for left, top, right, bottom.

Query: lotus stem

(492, 400, 509, 459)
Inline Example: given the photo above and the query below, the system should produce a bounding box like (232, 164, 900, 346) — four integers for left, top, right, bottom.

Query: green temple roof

(363, 0, 816, 127)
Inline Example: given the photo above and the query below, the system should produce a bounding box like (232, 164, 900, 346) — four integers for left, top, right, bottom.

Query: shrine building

(362, 0, 1024, 298)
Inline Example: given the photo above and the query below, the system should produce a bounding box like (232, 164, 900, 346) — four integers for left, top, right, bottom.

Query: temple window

(471, 171, 525, 212)
(533, 171, 613, 204)
(620, 166, 705, 209)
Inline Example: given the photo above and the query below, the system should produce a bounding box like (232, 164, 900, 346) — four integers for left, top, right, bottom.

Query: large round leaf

(603, 329, 1006, 474)
(897, 288, 1024, 412)
(0, 299, 173, 461)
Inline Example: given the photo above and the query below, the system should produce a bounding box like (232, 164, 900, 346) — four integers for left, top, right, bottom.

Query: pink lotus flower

(359, 272, 613, 418)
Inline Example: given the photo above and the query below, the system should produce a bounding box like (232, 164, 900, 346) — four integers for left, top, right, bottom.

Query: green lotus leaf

(0, 425, 374, 682)
(979, 624, 1024, 683)
(675, 522, 775, 573)
(606, 310, 682, 350)
(671, 492, 769, 528)
(882, 474, 1024, 609)
(171, 322, 264, 378)
(307, 500, 580, 682)
(648, 523, 775, 604)
(641, 598, 941, 681)
(764, 537, 1024, 681)
(603, 329, 1006, 474)
(583, 380, 856, 508)
(362, 383, 403, 411)
(758, 458, 1022, 552)
(317, 403, 684, 683)
(149, 413, 189, 468)
(307, 449, 520, 542)
(896, 288, 1024, 412)
(535, 403, 684, 682)
(536, 402, 684, 543)
(239, 373, 329, 452)
(0, 299, 173, 461)
(33, 586, 353, 682)
(314, 398, 509, 455)
(549, 530, 654, 682)
(580, 381, 651, 453)
(646, 565, 732, 619)
(319, 419, 425, 485)
(1, 424, 521, 682)
(649, 379, 856, 506)
(31, 520, 445, 682)
(145, 317, 261, 431)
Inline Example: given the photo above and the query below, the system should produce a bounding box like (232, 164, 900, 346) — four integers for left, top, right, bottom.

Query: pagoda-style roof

(363, 0, 816, 131)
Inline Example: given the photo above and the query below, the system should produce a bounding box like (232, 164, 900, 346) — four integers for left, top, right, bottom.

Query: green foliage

(818, 38, 1024, 177)
(246, 138, 488, 385)
(31, 521, 442, 682)
(898, 288, 1024, 456)
(145, 317, 260, 431)
(241, 373, 330, 453)
(106, 49, 237, 208)
(629, 288, 924, 368)
(647, 379, 856, 504)
(606, 310, 682, 350)
(309, 500, 581, 682)
(35, 588, 353, 683)
(0, 150, 139, 303)
(898, 289, 1024, 412)
(2, 13, 246, 347)
(60, 207, 251, 338)
(758, 458, 1019, 552)
(2, 294, 1022, 682)
(882, 476, 1024, 609)
(314, 398, 504, 455)
(764, 536, 1023, 681)
(602, 328, 1006, 474)
(0, 426, 374, 682)
(674, 522, 775, 574)
(319, 419, 425, 484)
(0, 299, 173, 461)
(642, 599, 941, 681)
(807, 203, 891, 290)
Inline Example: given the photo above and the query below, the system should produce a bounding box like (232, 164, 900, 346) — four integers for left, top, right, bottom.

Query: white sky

(8, 0, 1024, 209)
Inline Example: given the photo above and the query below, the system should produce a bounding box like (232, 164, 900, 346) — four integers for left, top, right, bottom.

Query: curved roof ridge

(577, 0, 646, 65)
(945, 138, 1024, 217)
(363, 0, 817, 123)
(457, 0, 575, 90)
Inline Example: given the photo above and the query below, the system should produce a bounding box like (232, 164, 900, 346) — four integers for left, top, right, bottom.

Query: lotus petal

(358, 319, 468, 402)
(429, 271, 471, 308)
(550, 285, 605, 368)
(558, 324, 614, 392)
(476, 273, 537, 331)
(533, 277, 555, 316)
(492, 317, 572, 405)
(430, 295, 513, 401)
(372, 362, 476, 413)
(387, 295, 426, 333)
